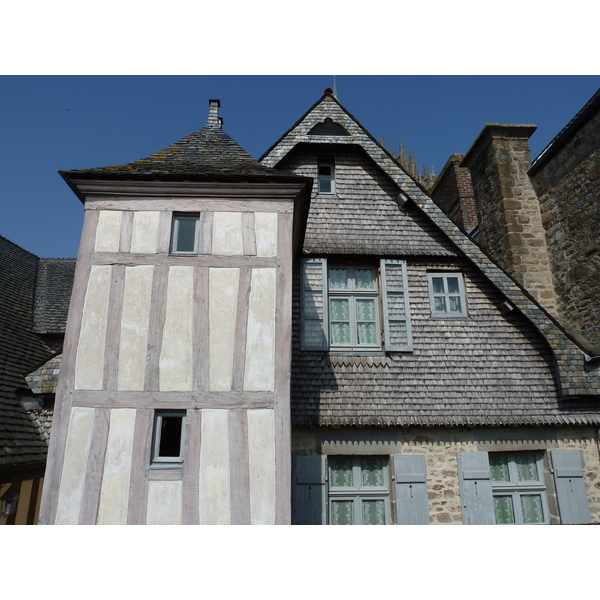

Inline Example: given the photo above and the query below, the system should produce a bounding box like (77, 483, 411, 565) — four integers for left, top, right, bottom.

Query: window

(300, 258, 412, 352)
(427, 272, 468, 318)
(489, 452, 549, 524)
(151, 411, 186, 466)
(328, 457, 390, 525)
(170, 213, 199, 254)
(317, 161, 335, 194)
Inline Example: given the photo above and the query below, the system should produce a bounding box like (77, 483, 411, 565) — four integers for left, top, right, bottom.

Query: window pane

(520, 494, 544, 524)
(434, 297, 447, 313)
(446, 277, 460, 294)
(318, 165, 332, 177)
(516, 453, 539, 482)
(331, 323, 351, 345)
(357, 322, 377, 345)
(448, 296, 462, 313)
(330, 458, 354, 487)
(356, 299, 375, 321)
(331, 500, 354, 525)
(493, 495, 515, 524)
(355, 269, 376, 290)
(431, 277, 445, 294)
(159, 416, 183, 457)
(330, 299, 349, 320)
(489, 454, 510, 482)
(360, 458, 385, 487)
(319, 179, 332, 194)
(362, 500, 386, 525)
(330, 269, 349, 290)
(175, 218, 197, 252)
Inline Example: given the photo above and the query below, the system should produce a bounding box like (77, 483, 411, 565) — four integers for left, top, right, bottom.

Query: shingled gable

(262, 90, 600, 398)
(60, 99, 308, 203)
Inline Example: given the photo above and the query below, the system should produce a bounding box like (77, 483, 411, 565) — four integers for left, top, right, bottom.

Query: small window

(427, 272, 468, 318)
(489, 452, 549, 524)
(328, 457, 390, 525)
(171, 213, 200, 254)
(151, 411, 186, 466)
(317, 161, 335, 194)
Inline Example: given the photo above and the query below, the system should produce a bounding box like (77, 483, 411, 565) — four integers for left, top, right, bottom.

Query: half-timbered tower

(261, 89, 600, 525)
(39, 100, 308, 524)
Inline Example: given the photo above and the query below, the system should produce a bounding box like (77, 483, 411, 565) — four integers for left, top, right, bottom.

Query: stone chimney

(461, 124, 558, 315)
(207, 99, 223, 129)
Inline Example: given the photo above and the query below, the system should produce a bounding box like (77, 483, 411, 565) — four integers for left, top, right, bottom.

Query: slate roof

(262, 90, 600, 399)
(33, 259, 76, 334)
(0, 236, 53, 472)
(59, 100, 306, 201)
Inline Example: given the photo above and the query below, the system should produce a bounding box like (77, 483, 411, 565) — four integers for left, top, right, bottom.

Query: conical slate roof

(60, 99, 296, 182)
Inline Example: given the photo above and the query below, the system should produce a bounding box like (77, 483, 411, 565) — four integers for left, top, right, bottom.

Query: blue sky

(2, 75, 599, 258)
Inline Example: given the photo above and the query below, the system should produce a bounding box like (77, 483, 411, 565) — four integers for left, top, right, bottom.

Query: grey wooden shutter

(457, 452, 495, 524)
(551, 450, 591, 524)
(393, 454, 429, 524)
(380, 259, 412, 351)
(300, 258, 328, 350)
(292, 455, 326, 525)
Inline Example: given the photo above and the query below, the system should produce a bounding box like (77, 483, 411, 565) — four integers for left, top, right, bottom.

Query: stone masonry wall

(530, 108, 600, 350)
(462, 126, 558, 316)
(292, 425, 600, 524)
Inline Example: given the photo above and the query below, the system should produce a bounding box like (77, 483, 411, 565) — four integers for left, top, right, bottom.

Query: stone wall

(292, 425, 600, 524)
(529, 107, 600, 351)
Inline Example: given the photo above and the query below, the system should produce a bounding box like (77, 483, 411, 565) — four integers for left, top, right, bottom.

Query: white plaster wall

(247, 409, 276, 524)
(244, 268, 276, 391)
(209, 268, 239, 391)
(199, 409, 231, 524)
(97, 409, 136, 525)
(118, 266, 154, 390)
(55, 407, 95, 524)
(94, 210, 122, 252)
(254, 212, 278, 257)
(212, 212, 244, 255)
(159, 266, 194, 391)
(146, 481, 183, 525)
(130, 211, 160, 253)
(75, 265, 112, 390)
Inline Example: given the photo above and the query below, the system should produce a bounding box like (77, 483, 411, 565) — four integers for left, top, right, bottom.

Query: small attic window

(318, 160, 335, 194)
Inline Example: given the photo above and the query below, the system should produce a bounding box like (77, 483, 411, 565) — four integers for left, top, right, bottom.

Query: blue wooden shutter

(300, 258, 328, 350)
(457, 452, 495, 524)
(551, 450, 591, 524)
(380, 259, 413, 351)
(292, 455, 326, 525)
(393, 455, 429, 524)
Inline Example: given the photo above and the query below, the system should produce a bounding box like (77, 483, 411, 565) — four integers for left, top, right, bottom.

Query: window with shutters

(328, 457, 390, 525)
(489, 452, 549, 524)
(427, 272, 468, 319)
(300, 257, 412, 352)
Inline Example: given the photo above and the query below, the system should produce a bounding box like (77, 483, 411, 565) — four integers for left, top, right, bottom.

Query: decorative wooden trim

(274, 212, 294, 524)
(91, 252, 278, 269)
(181, 409, 202, 524)
(193, 267, 210, 392)
(144, 265, 168, 391)
(39, 209, 99, 525)
(127, 408, 153, 524)
(228, 410, 251, 524)
(71, 390, 275, 409)
(104, 265, 125, 390)
(119, 211, 133, 253)
(79, 407, 110, 524)
(232, 267, 252, 392)
(242, 212, 257, 256)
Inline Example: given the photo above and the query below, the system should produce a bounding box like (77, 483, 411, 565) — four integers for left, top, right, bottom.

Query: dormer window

(317, 161, 335, 194)
(171, 213, 200, 254)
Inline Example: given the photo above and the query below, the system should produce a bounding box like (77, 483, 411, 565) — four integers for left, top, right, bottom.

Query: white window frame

(489, 452, 549, 525)
(328, 456, 391, 525)
(151, 410, 186, 467)
(328, 263, 381, 351)
(427, 272, 468, 319)
(170, 213, 200, 254)
(317, 161, 335, 195)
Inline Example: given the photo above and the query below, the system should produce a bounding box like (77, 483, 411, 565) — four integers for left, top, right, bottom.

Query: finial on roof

(333, 76, 338, 99)
(323, 87, 334, 96)
(208, 99, 222, 129)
